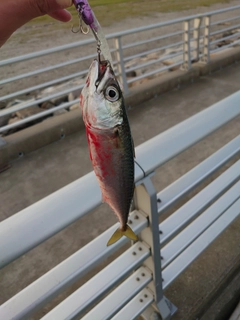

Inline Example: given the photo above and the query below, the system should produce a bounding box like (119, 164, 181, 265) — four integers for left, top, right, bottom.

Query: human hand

(0, 0, 73, 48)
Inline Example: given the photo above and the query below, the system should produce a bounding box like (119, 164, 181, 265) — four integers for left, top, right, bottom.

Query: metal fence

(0, 91, 239, 319)
(1, 5, 240, 134)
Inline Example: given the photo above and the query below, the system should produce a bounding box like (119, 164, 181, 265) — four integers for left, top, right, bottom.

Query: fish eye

(105, 86, 119, 102)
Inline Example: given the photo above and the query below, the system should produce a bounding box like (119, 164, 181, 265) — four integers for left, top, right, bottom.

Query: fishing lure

(72, 0, 113, 64)
(73, 0, 96, 32)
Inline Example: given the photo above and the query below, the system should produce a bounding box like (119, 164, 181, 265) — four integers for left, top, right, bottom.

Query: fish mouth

(96, 59, 112, 84)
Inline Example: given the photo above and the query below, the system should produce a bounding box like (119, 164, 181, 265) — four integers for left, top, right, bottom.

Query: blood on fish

(86, 125, 116, 180)
(86, 77, 90, 87)
(100, 64, 106, 72)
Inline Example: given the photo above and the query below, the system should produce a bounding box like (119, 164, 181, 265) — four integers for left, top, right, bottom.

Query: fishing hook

(71, 13, 90, 34)
(87, 27, 102, 62)
(97, 40, 102, 62)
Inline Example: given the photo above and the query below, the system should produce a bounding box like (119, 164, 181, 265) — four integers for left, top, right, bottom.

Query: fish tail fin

(107, 225, 138, 246)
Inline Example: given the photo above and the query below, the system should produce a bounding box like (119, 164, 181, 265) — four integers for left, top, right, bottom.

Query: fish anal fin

(107, 225, 138, 246)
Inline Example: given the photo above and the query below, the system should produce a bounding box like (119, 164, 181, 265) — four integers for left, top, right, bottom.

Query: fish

(80, 59, 138, 246)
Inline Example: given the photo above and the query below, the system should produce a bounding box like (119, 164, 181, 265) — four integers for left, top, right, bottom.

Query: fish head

(80, 60, 123, 130)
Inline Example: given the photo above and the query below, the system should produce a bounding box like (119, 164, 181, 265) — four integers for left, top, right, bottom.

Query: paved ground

(0, 62, 240, 319)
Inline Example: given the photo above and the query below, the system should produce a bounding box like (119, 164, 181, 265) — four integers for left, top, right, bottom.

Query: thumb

(0, 0, 72, 47)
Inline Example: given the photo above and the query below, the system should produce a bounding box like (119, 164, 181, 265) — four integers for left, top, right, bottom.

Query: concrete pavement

(0, 62, 240, 319)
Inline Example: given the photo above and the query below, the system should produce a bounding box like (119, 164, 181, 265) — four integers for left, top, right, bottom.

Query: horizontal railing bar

(0, 38, 95, 67)
(210, 23, 240, 36)
(122, 30, 184, 50)
(42, 262, 151, 320)
(0, 51, 117, 87)
(109, 5, 240, 38)
(0, 92, 239, 270)
(0, 67, 118, 129)
(0, 212, 148, 320)
(42, 243, 152, 320)
(135, 91, 240, 175)
(0, 46, 186, 106)
(126, 51, 183, 73)
(0, 97, 239, 317)
(0, 71, 87, 102)
(0, 175, 145, 271)
(0, 23, 230, 111)
(0, 45, 182, 117)
(2, 142, 239, 317)
(0, 65, 119, 132)
(124, 41, 183, 62)
(0, 92, 240, 268)
(0, 172, 99, 268)
(210, 39, 240, 53)
(111, 288, 154, 320)
(128, 61, 182, 84)
(162, 197, 240, 290)
(211, 31, 240, 45)
(159, 161, 240, 246)
(81, 267, 152, 320)
(211, 15, 240, 26)
(0, 84, 83, 117)
(157, 136, 240, 216)
(161, 180, 240, 269)
(0, 98, 80, 134)
(8, 137, 236, 320)
(0, 54, 95, 86)
(1, 5, 240, 67)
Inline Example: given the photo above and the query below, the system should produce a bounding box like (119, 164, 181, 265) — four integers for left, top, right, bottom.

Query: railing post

(193, 17, 202, 62)
(201, 15, 211, 63)
(182, 20, 192, 70)
(133, 174, 177, 320)
(114, 36, 129, 94)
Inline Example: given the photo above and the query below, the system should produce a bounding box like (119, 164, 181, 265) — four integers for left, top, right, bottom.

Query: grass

(30, 0, 231, 27)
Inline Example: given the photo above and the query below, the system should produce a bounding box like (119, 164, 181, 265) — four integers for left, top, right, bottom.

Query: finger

(0, 0, 72, 47)
(48, 9, 72, 22)
(24, 0, 73, 19)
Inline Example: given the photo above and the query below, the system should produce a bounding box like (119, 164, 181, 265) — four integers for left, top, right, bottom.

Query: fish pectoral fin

(113, 127, 121, 149)
(107, 225, 138, 246)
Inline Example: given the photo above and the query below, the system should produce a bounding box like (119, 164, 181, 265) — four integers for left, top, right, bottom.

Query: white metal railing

(1, 5, 240, 134)
(0, 91, 239, 319)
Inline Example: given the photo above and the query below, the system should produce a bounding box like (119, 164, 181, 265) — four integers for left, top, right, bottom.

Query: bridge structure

(0, 6, 240, 320)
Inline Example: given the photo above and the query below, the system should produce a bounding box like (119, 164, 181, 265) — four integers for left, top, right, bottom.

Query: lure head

(73, 0, 95, 28)
(80, 60, 123, 130)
